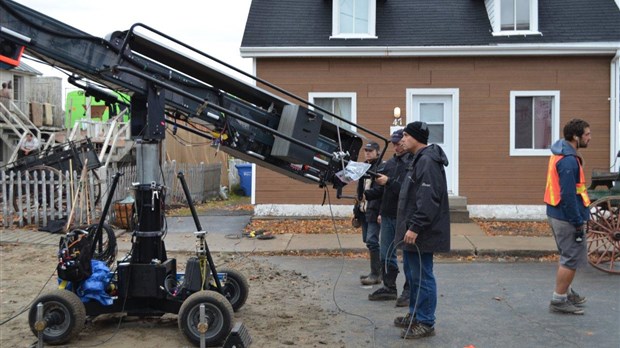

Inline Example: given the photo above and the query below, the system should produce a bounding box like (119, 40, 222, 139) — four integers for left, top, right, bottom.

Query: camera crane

(1, 0, 386, 346)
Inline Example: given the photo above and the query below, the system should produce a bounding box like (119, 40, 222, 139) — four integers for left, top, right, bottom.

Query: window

(308, 92, 356, 132)
(509, 91, 560, 156)
(492, 0, 539, 35)
(331, 0, 377, 39)
(501, 0, 530, 30)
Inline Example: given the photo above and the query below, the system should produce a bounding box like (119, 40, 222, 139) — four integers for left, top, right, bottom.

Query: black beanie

(404, 121, 429, 145)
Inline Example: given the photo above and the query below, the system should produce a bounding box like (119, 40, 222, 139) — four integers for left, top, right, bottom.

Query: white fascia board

(241, 42, 620, 58)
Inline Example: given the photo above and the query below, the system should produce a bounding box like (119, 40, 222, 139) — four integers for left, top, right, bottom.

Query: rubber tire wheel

(178, 290, 233, 347)
(28, 289, 86, 345)
(84, 223, 118, 267)
(218, 267, 250, 312)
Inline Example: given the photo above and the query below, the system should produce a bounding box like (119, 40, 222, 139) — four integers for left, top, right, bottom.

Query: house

(240, 0, 620, 219)
(0, 62, 64, 166)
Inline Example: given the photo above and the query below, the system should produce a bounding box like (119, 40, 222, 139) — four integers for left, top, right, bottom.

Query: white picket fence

(0, 168, 99, 228)
(0, 161, 222, 228)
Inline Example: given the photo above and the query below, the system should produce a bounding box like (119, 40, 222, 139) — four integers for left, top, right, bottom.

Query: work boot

(395, 279, 410, 307)
(368, 286, 397, 301)
(359, 250, 373, 280)
(368, 261, 398, 300)
(360, 250, 382, 285)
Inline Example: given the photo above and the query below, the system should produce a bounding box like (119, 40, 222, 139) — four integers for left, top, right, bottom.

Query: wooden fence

(106, 161, 222, 204)
(0, 168, 99, 228)
(0, 161, 222, 228)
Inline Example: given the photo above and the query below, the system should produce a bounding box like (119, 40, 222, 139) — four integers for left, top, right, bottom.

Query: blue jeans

(379, 216, 398, 269)
(361, 216, 380, 252)
(403, 251, 437, 327)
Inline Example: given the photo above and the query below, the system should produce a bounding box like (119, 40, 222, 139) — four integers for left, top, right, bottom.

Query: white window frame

(308, 92, 357, 132)
(492, 0, 541, 36)
(331, 0, 377, 39)
(509, 90, 560, 157)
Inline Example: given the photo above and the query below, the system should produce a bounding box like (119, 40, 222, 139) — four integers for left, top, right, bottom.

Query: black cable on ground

(0, 268, 56, 326)
(325, 186, 377, 348)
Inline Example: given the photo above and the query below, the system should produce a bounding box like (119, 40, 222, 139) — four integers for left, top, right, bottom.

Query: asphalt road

(259, 256, 620, 348)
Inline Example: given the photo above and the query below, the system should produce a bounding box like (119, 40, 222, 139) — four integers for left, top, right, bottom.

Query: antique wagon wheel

(587, 196, 620, 274)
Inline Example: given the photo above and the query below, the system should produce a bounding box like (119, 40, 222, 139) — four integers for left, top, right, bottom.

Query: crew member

(544, 118, 591, 315)
(356, 141, 383, 285)
(393, 121, 450, 339)
(365, 129, 411, 305)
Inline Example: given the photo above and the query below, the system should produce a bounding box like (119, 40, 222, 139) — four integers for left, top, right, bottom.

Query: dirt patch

(472, 219, 553, 237)
(167, 195, 253, 216)
(0, 243, 345, 347)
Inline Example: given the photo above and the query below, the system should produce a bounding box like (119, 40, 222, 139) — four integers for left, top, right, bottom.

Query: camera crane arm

(0, 0, 387, 188)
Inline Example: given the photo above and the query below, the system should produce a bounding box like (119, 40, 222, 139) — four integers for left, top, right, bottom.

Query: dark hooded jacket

(364, 152, 412, 218)
(395, 144, 451, 253)
(545, 139, 590, 227)
(356, 159, 382, 222)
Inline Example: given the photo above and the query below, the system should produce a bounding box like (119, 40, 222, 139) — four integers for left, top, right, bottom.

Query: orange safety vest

(544, 155, 591, 207)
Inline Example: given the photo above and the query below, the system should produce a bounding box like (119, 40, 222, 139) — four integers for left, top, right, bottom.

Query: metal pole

(199, 304, 207, 348)
(91, 171, 123, 257)
(177, 171, 223, 292)
(35, 302, 44, 348)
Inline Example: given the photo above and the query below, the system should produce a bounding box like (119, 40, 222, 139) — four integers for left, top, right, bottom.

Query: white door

(407, 89, 459, 195)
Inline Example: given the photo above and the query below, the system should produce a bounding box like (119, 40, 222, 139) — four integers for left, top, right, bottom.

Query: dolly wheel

(28, 290, 86, 345)
(178, 290, 233, 346)
(218, 267, 250, 312)
(587, 196, 620, 274)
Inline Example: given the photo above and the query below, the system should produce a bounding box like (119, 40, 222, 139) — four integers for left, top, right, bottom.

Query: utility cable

(325, 186, 377, 348)
(0, 267, 56, 326)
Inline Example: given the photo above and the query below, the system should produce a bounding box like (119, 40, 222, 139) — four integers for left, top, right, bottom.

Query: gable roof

(13, 61, 42, 75)
(241, 0, 620, 57)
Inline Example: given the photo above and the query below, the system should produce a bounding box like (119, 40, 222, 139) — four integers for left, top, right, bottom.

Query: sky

(13, 0, 254, 100)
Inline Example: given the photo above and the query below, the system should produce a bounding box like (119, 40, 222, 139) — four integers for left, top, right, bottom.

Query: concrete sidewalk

(0, 214, 558, 257)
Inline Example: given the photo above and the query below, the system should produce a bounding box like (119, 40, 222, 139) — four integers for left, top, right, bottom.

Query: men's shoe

(549, 299, 585, 315)
(395, 292, 410, 307)
(568, 288, 586, 306)
(360, 273, 370, 280)
(394, 313, 417, 329)
(400, 323, 435, 339)
(360, 274, 382, 285)
(368, 287, 397, 301)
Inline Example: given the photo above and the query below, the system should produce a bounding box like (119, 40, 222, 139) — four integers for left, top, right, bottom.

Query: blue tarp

(76, 260, 113, 306)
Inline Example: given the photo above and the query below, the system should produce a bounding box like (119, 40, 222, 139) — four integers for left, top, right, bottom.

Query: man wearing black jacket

(364, 129, 411, 305)
(393, 121, 451, 339)
(356, 141, 383, 285)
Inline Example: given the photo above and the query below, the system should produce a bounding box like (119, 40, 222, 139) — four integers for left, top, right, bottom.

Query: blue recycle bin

(235, 163, 253, 196)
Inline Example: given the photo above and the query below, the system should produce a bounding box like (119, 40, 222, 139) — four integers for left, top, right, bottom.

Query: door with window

(407, 89, 459, 195)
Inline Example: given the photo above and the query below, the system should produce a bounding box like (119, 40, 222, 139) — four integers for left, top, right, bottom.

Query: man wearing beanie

(364, 129, 411, 305)
(393, 121, 451, 339)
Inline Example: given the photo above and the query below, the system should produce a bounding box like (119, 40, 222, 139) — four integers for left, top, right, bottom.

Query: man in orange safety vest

(544, 118, 591, 315)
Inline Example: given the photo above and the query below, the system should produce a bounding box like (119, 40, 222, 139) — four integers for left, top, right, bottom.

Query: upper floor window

(501, 0, 530, 30)
(488, 0, 540, 36)
(332, 0, 377, 39)
(509, 91, 560, 156)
